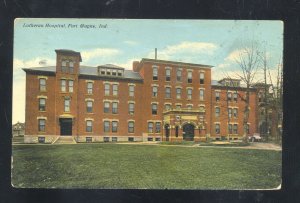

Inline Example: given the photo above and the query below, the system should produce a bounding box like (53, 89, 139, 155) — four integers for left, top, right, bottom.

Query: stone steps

(53, 136, 76, 144)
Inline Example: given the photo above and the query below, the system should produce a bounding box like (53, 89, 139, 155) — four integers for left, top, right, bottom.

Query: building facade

(23, 49, 258, 143)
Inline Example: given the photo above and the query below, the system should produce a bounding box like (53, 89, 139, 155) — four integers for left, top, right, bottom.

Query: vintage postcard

(12, 19, 282, 189)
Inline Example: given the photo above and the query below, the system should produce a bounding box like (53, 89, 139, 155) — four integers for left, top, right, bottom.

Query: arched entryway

(165, 124, 170, 141)
(182, 123, 195, 141)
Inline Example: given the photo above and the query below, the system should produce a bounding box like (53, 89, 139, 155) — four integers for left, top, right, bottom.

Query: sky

(13, 19, 283, 123)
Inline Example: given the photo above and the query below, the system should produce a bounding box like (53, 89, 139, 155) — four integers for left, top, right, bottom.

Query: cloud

(14, 57, 55, 70)
(123, 40, 138, 46)
(81, 48, 122, 61)
(147, 41, 218, 61)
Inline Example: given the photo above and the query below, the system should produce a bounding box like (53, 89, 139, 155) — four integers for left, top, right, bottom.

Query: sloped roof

(23, 65, 142, 80)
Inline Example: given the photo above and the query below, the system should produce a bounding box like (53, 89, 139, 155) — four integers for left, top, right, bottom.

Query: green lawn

(12, 143, 281, 189)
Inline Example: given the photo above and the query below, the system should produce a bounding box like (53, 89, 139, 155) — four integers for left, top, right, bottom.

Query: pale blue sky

(13, 19, 283, 123)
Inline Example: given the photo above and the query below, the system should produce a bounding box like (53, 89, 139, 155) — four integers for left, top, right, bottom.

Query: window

(104, 137, 110, 142)
(100, 68, 105, 75)
(86, 120, 93, 132)
(215, 123, 220, 134)
(215, 107, 220, 117)
(112, 84, 118, 96)
(107, 69, 111, 75)
(200, 89, 204, 101)
(68, 80, 74, 92)
(112, 102, 118, 114)
(165, 104, 171, 110)
(233, 92, 238, 102)
(228, 108, 232, 118)
(215, 91, 220, 102)
(61, 79, 66, 92)
(112, 137, 118, 142)
(112, 69, 117, 76)
(166, 69, 171, 81)
(176, 105, 181, 109)
(155, 122, 161, 133)
(128, 121, 134, 133)
(187, 104, 193, 109)
(188, 71, 192, 83)
(104, 102, 110, 113)
(246, 124, 250, 134)
(165, 87, 171, 98)
(152, 103, 157, 115)
(148, 122, 154, 133)
(129, 103, 134, 114)
(258, 93, 262, 102)
(112, 121, 118, 132)
(152, 86, 158, 97)
(104, 121, 110, 132)
(129, 85, 134, 97)
(228, 124, 233, 134)
(69, 61, 74, 73)
(104, 84, 110, 95)
(61, 60, 68, 72)
(153, 67, 158, 80)
(200, 72, 205, 84)
(87, 82, 93, 94)
(86, 101, 93, 113)
(64, 98, 70, 112)
(128, 137, 134, 142)
(86, 137, 92, 142)
(176, 69, 182, 81)
(117, 70, 122, 76)
(227, 92, 232, 101)
(38, 137, 45, 143)
(38, 119, 45, 132)
(39, 98, 46, 111)
(187, 89, 192, 100)
(175, 126, 179, 137)
(39, 78, 46, 91)
(176, 88, 181, 99)
(233, 108, 238, 118)
(233, 124, 238, 134)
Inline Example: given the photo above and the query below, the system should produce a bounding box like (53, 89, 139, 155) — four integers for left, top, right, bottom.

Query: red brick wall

(25, 73, 56, 135)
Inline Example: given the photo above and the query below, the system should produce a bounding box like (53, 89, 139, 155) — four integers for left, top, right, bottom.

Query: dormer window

(107, 69, 111, 75)
(117, 70, 122, 76)
(112, 69, 117, 76)
(100, 68, 106, 75)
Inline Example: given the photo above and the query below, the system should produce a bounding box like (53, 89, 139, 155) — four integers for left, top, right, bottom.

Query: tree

(234, 43, 261, 142)
(267, 58, 283, 143)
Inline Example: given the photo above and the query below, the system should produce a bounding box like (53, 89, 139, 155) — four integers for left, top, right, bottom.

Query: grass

(12, 143, 281, 189)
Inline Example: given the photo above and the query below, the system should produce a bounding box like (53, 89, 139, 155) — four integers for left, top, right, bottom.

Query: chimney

(155, 48, 157, 60)
(132, 61, 140, 72)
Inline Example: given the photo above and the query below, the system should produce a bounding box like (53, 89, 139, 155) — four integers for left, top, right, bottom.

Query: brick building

(23, 49, 258, 143)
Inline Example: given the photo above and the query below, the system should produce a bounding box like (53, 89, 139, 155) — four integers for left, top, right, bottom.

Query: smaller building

(12, 122, 25, 137)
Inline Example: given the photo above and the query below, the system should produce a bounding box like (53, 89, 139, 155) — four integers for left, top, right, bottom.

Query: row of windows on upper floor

(152, 67, 205, 84)
(214, 123, 250, 135)
(38, 97, 204, 115)
(215, 107, 240, 118)
(39, 78, 243, 103)
(39, 78, 135, 97)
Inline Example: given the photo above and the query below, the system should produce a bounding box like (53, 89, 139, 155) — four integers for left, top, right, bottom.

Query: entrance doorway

(60, 118, 72, 136)
(165, 124, 170, 141)
(183, 123, 195, 141)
